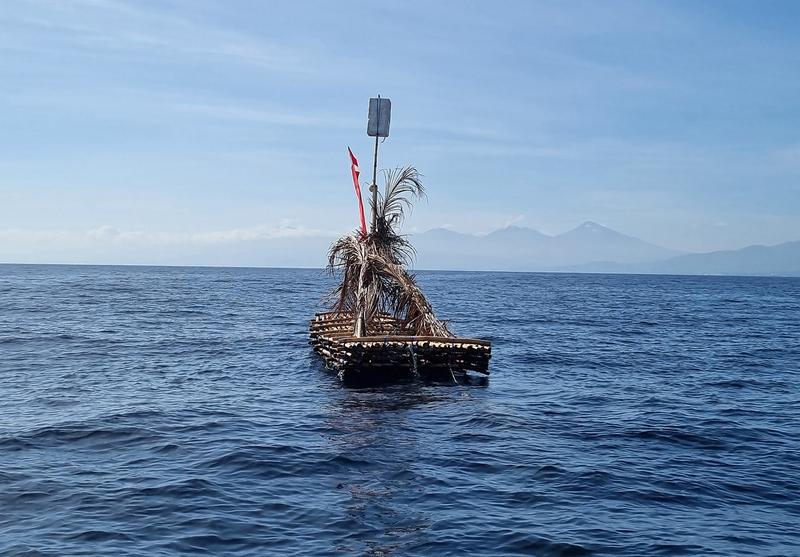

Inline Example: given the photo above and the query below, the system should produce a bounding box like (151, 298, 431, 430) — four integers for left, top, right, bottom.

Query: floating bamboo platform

(309, 311, 491, 385)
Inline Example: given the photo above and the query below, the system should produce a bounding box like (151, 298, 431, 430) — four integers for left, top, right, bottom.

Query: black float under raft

(309, 311, 491, 385)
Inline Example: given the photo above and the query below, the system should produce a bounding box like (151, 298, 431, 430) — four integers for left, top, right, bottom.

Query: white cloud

(7, 0, 323, 76)
(0, 222, 344, 265)
(500, 214, 526, 228)
(189, 221, 336, 243)
(0, 222, 338, 247)
(87, 225, 122, 240)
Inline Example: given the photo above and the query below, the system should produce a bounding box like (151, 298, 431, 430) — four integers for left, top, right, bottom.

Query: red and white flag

(348, 147, 367, 237)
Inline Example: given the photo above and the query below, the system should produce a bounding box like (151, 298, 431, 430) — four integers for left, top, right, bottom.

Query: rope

(448, 354, 458, 385)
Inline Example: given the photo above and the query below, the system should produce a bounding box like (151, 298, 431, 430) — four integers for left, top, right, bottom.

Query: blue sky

(1, 0, 799, 264)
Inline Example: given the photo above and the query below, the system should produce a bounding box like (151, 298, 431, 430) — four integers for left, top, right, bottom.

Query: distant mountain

(483, 225, 551, 244)
(229, 228, 798, 277)
(554, 221, 679, 265)
(555, 240, 800, 277)
(411, 222, 681, 271)
(650, 241, 800, 276)
(15, 222, 794, 276)
(132, 223, 798, 276)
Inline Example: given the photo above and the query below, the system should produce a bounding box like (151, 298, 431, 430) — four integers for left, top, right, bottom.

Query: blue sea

(1, 264, 799, 556)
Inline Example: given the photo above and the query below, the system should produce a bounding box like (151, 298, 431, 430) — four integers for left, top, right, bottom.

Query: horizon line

(1, 261, 798, 279)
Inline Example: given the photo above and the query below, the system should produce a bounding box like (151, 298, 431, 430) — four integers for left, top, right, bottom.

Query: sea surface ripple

(1, 265, 799, 556)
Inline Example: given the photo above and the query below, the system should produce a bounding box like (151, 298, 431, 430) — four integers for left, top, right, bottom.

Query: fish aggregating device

(309, 97, 492, 385)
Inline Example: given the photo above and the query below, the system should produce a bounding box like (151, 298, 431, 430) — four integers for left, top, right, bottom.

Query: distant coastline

(2, 260, 799, 278)
(2, 220, 798, 277)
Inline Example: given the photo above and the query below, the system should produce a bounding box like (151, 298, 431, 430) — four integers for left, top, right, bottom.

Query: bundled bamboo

(309, 312, 491, 384)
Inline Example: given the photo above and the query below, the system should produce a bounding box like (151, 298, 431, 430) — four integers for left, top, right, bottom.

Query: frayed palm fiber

(327, 167, 453, 338)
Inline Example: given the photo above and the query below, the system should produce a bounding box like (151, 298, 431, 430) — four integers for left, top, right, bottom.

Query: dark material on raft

(309, 311, 491, 385)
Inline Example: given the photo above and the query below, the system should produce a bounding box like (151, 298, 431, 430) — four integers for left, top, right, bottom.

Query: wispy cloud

(5, 0, 325, 76)
(0, 221, 339, 246)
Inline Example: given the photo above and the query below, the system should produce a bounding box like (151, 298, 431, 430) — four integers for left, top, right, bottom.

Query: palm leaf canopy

(375, 167, 425, 229)
(327, 166, 452, 338)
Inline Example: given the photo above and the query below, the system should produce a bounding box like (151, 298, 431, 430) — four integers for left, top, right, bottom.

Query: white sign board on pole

(367, 97, 391, 137)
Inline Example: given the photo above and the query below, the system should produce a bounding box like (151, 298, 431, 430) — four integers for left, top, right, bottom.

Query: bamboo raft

(311, 99, 492, 385)
(309, 311, 491, 385)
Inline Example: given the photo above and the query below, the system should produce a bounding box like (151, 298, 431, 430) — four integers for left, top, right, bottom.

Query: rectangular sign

(367, 97, 391, 137)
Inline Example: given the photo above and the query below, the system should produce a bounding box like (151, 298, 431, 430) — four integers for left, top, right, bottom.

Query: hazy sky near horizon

(1, 0, 799, 264)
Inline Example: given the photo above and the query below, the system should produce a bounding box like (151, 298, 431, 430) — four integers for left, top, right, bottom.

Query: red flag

(348, 147, 367, 237)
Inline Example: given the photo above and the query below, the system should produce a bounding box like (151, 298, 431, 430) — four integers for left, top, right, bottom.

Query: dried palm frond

(371, 167, 425, 266)
(326, 233, 362, 311)
(326, 166, 452, 338)
(374, 167, 425, 229)
(377, 260, 452, 337)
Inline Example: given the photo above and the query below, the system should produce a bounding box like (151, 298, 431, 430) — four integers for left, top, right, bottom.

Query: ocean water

(1, 264, 799, 557)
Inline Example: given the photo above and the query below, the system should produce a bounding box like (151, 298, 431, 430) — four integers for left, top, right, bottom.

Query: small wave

(67, 530, 135, 542)
(135, 477, 220, 499)
(494, 531, 594, 556)
(8, 424, 157, 450)
(620, 427, 729, 450)
(616, 487, 704, 507)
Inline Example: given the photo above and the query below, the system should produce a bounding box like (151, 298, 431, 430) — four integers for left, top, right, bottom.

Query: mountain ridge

(5, 223, 797, 276)
(411, 222, 682, 271)
(407, 224, 799, 276)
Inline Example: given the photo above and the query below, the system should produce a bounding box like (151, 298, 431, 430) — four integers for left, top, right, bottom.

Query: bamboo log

(310, 311, 491, 377)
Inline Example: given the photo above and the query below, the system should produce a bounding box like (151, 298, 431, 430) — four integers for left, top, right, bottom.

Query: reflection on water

(324, 386, 435, 555)
(322, 384, 491, 555)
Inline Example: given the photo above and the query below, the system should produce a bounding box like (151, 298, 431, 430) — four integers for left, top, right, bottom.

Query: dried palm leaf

(326, 166, 451, 338)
